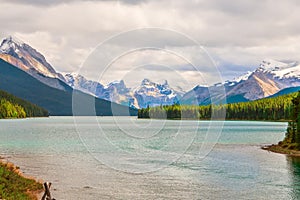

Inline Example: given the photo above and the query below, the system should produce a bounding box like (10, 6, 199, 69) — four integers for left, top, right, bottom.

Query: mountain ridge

(1, 36, 300, 108)
(0, 36, 68, 91)
(0, 58, 137, 116)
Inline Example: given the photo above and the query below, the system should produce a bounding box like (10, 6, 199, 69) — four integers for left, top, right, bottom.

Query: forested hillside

(0, 90, 48, 118)
(0, 59, 137, 116)
(138, 92, 297, 121)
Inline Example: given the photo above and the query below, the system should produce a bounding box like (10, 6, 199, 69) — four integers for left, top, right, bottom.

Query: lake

(0, 117, 299, 199)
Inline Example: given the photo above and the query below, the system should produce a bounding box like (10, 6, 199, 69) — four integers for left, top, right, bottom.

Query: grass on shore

(0, 161, 43, 200)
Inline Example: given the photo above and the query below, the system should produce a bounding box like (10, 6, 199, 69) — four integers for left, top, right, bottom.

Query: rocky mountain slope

(0, 36, 68, 90)
(63, 73, 182, 108)
(133, 79, 180, 108)
(0, 59, 137, 116)
(182, 59, 300, 105)
(2, 36, 300, 107)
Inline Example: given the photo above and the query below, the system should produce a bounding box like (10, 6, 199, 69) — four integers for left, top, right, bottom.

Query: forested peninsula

(265, 92, 300, 153)
(138, 91, 300, 153)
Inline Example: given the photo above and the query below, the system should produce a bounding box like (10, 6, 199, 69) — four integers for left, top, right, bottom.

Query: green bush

(0, 90, 48, 119)
(0, 163, 43, 200)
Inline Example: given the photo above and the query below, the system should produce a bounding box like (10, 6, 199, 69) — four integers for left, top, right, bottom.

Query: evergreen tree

(0, 90, 48, 119)
(138, 91, 297, 121)
(283, 91, 300, 147)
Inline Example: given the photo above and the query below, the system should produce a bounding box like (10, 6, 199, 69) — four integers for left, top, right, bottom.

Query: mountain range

(63, 73, 182, 108)
(61, 58, 300, 107)
(182, 59, 300, 105)
(0, 36, 137, 116)
(1, 36, 300, 110)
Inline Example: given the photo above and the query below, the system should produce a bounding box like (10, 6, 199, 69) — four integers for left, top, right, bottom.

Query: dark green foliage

(0, 162, 43, 200)
(269, 86, 300, 98)
(0, 90, 48, 118)
(282, 91, 300, 149)
(138, 92, 296, 120)
(225, 94, 249, 104)
(0, 99, 26, 118)
(0, 59, 137, 116)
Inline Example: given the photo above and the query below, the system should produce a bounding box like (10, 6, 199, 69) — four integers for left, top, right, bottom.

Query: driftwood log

(41, 182, 56, 200)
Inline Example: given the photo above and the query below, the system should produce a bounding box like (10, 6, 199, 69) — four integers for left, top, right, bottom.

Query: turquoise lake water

(0, 117, 299, 199)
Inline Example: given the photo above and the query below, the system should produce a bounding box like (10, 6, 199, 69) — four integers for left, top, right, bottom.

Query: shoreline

(262, 144, 300, 156)
(137, 117, 289, 122)
(0, 156, 43, 200)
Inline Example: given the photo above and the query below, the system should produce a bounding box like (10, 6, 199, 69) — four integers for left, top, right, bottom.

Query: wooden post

(41, 182, 55, 200)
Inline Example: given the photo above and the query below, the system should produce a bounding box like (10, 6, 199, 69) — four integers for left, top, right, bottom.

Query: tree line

(0, 90, 48, 119)
(281, 91, 300, 149)
(138, 92, 296, 121)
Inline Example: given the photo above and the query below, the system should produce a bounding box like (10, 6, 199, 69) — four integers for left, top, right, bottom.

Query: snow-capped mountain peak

(184, 58, 300, 104)
(133, 78, 181, 108)
(234, 71, 252, 81)
(0, 36, 68, 90)
(63, 73, 83, 88)
(259, 59, 289, 71)
(258, 59, 300, 79)
(224, 59, 300, 88)
(141, 78, 152, 86)
(0, 36, 59, 78)
(106, 80, 129, 94)
(223, 71, 253, 87)
(106, 80, 125, 89)
(0, 36, 24, 53)
(231, 71, 253, 84)
(220, 58, 300, 101)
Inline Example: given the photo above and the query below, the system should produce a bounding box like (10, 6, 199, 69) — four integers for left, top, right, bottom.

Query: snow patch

(232, 71, 253, 83)
(0, 36, 24, 53)
(259, 59, 300, 79)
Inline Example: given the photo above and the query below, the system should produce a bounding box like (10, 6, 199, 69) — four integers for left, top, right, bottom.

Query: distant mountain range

(1, 36, 300, 109)
(223, 59, 300, 99)
(63, 73, 183, 108)
(181, 59, 300, 105)
(0, 36, 137, 116)
(61, 58, 300, 107)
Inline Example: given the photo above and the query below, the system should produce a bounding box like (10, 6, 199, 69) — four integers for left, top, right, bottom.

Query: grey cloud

(0, 0, 299, 87)
(1, 0, 147, 6)
(107, 28, 195, 49)
(219, 63, 255, 81)
(139, 64, 198, 72)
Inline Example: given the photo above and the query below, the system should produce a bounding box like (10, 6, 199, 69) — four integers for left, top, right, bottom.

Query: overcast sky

(1, 0, 299, 90)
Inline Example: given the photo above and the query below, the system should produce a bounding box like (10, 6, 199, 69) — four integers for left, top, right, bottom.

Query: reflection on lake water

(0, 117, 299, 199)
(287, 156, 300, 199)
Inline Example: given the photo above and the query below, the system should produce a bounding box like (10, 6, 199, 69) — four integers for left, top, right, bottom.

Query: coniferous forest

(139, 91, 300, 150)
(280, 91, 300, 150)
(0, 90, 49, 119)
(138, 92, 297, 121)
